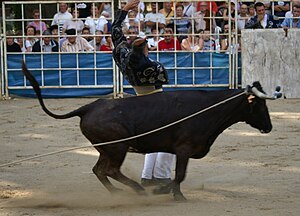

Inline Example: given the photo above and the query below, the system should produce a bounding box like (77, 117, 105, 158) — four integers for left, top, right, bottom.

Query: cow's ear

(247, 95, 256, 104)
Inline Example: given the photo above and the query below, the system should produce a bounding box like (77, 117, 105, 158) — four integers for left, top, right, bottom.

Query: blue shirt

(281, 17, 300, 28)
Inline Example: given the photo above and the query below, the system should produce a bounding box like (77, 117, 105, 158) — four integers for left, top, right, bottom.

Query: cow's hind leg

(93, 154, 122, 193)
(94, 145, 146, 195)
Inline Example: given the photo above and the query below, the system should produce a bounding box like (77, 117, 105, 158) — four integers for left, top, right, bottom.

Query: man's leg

(153, 153, 175, 183)
(141, 153, 158, 186)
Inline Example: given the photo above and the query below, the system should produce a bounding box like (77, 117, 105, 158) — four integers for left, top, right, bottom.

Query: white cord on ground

(0, 92, 245, 168)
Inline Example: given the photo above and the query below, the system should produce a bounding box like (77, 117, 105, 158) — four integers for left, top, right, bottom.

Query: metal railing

(1, 0, 247, 98)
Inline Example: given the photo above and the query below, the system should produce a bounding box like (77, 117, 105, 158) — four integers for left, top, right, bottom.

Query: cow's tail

(22, 62, 83, 119)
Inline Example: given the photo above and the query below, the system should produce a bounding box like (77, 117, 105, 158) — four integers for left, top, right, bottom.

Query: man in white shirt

(51, 3, 72, 36)
(145, 2, 166, 34)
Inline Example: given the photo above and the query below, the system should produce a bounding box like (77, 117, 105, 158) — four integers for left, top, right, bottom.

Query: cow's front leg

(172, 153, 189, 201)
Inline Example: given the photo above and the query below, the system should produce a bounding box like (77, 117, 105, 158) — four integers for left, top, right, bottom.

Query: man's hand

(258, 14, 264, 21)
(123, 0, 140, 11)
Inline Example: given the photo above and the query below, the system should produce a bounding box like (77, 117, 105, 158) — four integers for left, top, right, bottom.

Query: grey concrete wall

(241, 29, 300, 98)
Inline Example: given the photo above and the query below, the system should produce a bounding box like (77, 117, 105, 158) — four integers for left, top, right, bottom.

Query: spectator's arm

(245, 17, 261, 29)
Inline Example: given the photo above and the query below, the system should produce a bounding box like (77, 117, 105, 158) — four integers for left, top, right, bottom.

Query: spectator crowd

(5, 1, 300, 53)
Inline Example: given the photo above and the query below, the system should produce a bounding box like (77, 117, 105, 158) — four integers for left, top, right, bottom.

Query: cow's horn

(251, 87, 274, 100)
(252, 86, 282, 100)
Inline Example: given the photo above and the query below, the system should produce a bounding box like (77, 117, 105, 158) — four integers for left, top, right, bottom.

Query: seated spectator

(100, 35, 113, 52)
(27, 9, 47, 32)
(281, 4, 300, 28)
(101, 11, 112, 33)
(145, 2, 166, 34)
(89, 30, 106, 50)
(220, 24, 240, 52)
(51, 3, 73, 36)
(274, 1, 290, 23)
(124, 4, 145, 31)
(181, 28, 201, 51)
(15, 30, 27, 53)
(159, 2, 174, 25)
(147, 27, 163, 51)
(62, 8, 84, 35)
(285, 0, 300, 18)
(169, 4, 191, 42)
(158, 28, 181, 51)
(123, 10, 140, 32)
(32, 30, 59, 52)
(237, 4, 250, 30)
(81, 27, 93, 42)
(6, 31, 21, 52)
(199, 29, 216, 51)
(127, 26, 139, 45)
(248, 4, 256, 17)
(61, 28, 94, 52)
(49, 24, 59, 42)
(193, 2, 217, 32)
(245, 2, 278, 29)
(24, 25, 38, 52)
(85, 4, 108, 35)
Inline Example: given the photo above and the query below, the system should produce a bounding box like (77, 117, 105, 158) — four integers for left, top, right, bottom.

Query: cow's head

(244, 81, 282, 133)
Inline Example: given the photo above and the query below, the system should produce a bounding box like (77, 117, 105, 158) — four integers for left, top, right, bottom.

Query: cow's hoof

(137, 190, 148, 196)
(110, 187, 123, 194)
(152, 185, 172, 195)
(173, 193, 187, 202)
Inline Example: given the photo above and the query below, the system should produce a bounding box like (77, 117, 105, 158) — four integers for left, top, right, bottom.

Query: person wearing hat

(61, 28, 94, 52)
(112, 0, 174, 188)
(32, 29, 59, 52)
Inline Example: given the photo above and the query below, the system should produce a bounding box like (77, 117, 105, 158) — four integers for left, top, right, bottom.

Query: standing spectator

(245, 2, 278, 29)
(197, 1, 218, 16)
(281, 4, 300, 28)
(27, 9, 47, 33)
(159, 2, 174, 25)
(85, 4, 108, 35)
(274, 1, 290, 23)
(181, 28, 201, 51)
(61, 28, 94, 52)
(145, 2, 166, 34)
(6, 31, 21, 52)
(182, 1, 196, 17)
(100, 35, 113, 52)
(223, 0, 237, 31)
(89, 30, 106, 50)
(158, 28, 181, 51)
(193, 2, 216, 32)
(62, 8, 84, 35)
(169, 4, 191, 42)
(124, 5, 145, 32)
(237, 4, 250, 31)
(32, 30, 59, 52)
(147, 27, 163, 51)
(24, 25, 38, 52)
(51, 3, 72, 36)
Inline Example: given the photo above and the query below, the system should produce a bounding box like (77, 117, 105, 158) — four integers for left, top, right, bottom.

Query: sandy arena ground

(0, 97, 299, 216)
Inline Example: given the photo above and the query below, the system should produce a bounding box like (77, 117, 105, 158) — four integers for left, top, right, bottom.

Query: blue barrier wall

(7, 53, 241, 98)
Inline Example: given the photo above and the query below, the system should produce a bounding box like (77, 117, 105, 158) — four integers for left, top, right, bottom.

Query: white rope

(0, 92, 245, 168)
